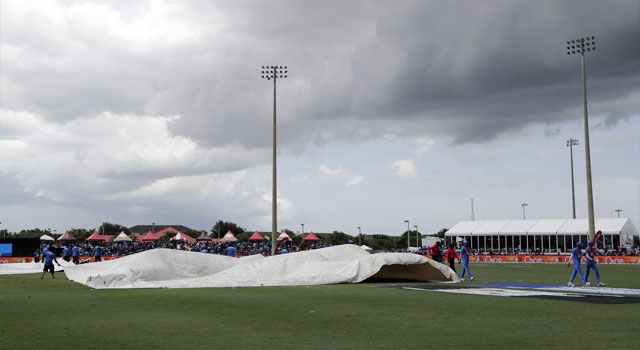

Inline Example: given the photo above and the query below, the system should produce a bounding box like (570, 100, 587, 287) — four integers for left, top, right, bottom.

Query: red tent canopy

(86, 231, 107, 242)
(302, 232, 320, 242)
(248, 231, 264, 241)
(196, 232, 213, 241)
(140, 231, 159, 242)
(58, 231, 77, 241)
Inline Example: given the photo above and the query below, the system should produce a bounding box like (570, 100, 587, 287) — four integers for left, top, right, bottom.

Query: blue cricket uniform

(584, 245, 601, 284)
(43, 251, 58, 265)
(460, 245, 473, 279)
(94, 245, 102, 262)
(72, 246, 79, 257)
(225, 246, 236, 257)
(569, 247, 586, 285)
(41, 250, 59, 277)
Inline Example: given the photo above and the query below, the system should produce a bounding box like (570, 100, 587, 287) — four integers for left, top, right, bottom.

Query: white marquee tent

(445, 218, 638, 253)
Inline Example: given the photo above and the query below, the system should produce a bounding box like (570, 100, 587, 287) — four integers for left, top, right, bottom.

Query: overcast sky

(1, 0, 639, 237)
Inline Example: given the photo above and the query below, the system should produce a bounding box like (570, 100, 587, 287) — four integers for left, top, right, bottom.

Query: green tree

(327, 231, 353, 245)
(67, 228, 92, 241)
(396, 231, 420, 250)
(435, 228, 448, 239)
(100, 222, 130, 236)
(15, 228, 53, 239)
(236, 231, 252, 242)
(211, 220, 245, 238)
(184, 229, 201, 239)
(367, 234, 395, 251)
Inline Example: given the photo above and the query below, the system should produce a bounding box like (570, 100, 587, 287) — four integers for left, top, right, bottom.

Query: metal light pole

(470, 198, 475, 221)
(566, 36, 597, 240)
(404, 220, 410, 251)
(615, 209, 623, 218)
(521, 203, 528, 220)
(301, 224, 304, 236)
(414, 225, 419, 248)
(566, 139, 579, 219)
(262, 65, 288, 255)
(152, 222, 155, 234)
(357, 226, 361, 246)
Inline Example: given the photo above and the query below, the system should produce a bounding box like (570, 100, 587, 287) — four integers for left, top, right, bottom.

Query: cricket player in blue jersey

(585, 240, 604, 287)
(40, 250, 61, 279)
(61, 245, 71, 262)
(459, 240, 474, 281)
(72, 245, 80, 264)
(567, 242, 587, 287)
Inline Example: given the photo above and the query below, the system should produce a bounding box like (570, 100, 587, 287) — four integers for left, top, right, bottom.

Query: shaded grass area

(1, 263, 639, 349)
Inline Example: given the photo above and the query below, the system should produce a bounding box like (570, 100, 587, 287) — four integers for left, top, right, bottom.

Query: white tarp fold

(63, 245, 458, 289)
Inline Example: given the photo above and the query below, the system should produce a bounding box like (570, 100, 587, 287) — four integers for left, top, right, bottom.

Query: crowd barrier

(426, 254, 640, 264)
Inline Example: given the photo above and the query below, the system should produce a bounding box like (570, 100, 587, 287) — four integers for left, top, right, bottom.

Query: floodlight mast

(566, 138, 579, 219)
(566, 36, 596, 240)
(261, 65, 288, 255)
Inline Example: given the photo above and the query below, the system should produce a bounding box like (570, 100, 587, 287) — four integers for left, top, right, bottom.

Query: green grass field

(1, 263, 639, 349)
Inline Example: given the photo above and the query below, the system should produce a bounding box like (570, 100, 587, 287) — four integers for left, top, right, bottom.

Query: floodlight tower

(566, 36, 596, 240)
(566, 139, 579, 219)
(357, 226, 361, 246)
(414, 225, 419, 248)
(521, 203, 528, 220)
(261, 65, 288, 255)
(615, 209, 623, 218)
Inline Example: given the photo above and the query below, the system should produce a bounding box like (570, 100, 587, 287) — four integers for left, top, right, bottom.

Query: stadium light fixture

(566, 139, 579, 219)
(357, 226, 361, 246)
(566, 35, 597, 240)
(261, 65, 288, 255)
(414, 225, 419, 248)
(521, 203, 528, 220)
(614, 209, 623, 218)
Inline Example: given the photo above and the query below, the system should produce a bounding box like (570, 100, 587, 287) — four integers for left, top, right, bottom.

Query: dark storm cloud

(2, 0, 638, 150)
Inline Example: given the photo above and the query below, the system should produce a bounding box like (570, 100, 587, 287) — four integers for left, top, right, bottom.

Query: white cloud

(0, 109, 268, 202)
(415, 137, 435, 156)
(319, 164, 346, 178)
(390, 159, 418, 179)
(346, 176, 363, 186)
(319, 164, 363, 186)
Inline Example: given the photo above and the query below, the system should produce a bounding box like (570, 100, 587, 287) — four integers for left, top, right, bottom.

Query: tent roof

(527, 219, 567, 233)
(40, 234, 55, 241)
(472, 220, 510, 235)
(445, 221, 483, 236)
(302, 232, 320, 241)
(595, 218, 637, 235)
(140, 231, 159, 241)
(499, 220, 538, 236)
(58, 231, 77, 241)
(220, 231, 237, 242)
(196, 232, 213, 241)
(86, 231, 107, 241)
(248, 232, 264, 241)
(446, 218, 639, 236)
(557, 219, 589, 234)
(113, 232, 132, 242)
(277, 231, 291, 241)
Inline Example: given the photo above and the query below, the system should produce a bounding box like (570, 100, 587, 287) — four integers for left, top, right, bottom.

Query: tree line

(3, 220, 447, 251)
